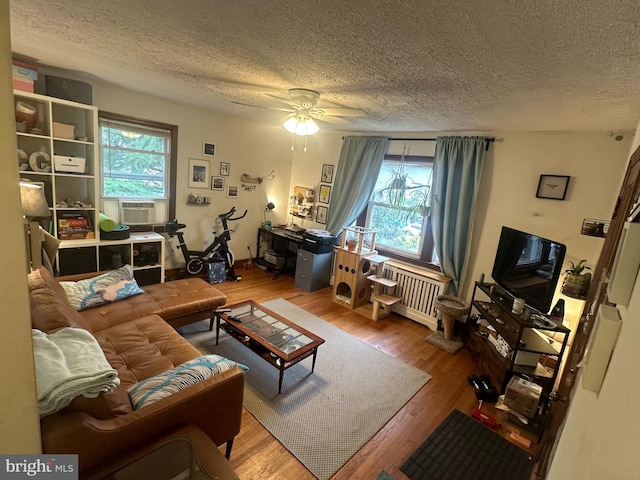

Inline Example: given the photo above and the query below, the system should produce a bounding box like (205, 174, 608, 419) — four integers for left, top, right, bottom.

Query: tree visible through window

(359, 155, 437, 266)
(98, 112, 177, 225)
(100, 119, 169, 199)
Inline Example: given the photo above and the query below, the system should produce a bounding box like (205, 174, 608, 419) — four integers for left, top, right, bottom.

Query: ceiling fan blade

(232, 101, 295, 113)
(312, 115, 350, 125)
(316, 107, 367, 117)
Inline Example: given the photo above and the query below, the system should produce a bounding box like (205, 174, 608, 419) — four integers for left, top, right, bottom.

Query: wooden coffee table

(215, 300, 325, 393)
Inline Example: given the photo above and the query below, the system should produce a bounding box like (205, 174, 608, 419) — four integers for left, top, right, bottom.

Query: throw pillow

(59, 265, 144, 311)
(128, 354, 248, 410)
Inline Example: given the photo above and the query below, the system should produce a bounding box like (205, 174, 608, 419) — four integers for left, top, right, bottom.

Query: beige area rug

(425, 331, 465, 354)
(180, 298, 431, 480)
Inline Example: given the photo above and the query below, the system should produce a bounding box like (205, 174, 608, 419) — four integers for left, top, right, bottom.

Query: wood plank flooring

(210, 267, 481, 480)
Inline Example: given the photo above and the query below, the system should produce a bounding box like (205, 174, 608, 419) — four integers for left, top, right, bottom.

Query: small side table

(83, 425, 240, 480)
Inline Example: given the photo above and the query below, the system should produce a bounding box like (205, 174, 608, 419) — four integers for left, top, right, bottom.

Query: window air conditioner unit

(119, 200, 155, 225)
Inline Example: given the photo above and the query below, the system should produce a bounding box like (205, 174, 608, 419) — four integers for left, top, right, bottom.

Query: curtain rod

(341, 136, 496, 151)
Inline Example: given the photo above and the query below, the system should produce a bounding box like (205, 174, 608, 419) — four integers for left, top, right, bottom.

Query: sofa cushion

(66, 386, 133, 419)
(128, 355, 248, 410)
(74, 277, 227, 332)
(28, 267, 88, 333)
(91, 314, 204, 390)
(59, 265, 143, 311)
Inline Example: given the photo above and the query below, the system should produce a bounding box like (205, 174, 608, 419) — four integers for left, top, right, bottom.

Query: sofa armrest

(41, 366, 244, 473)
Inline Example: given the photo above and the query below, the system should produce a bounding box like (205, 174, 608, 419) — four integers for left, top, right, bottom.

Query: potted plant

(561, 259, 592, 298)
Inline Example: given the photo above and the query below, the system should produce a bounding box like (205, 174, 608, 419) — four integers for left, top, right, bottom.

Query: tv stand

(464, 282, 570, 402)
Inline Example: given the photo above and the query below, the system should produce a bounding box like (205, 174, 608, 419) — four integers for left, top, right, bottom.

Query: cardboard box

(12, 60, 38, 81)
(264, 250, 295, 270)
(54, 155, 85, 173)
(504, 376, 542, 419)
(13, 77, 34, 93)
(53, 122, 75, 139)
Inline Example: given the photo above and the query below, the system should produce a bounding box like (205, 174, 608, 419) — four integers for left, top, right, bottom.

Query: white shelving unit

(15, 91, 165, 284)
(16, 90, 98, 242)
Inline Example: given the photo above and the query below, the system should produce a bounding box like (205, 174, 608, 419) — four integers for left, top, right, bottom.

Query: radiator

(382, 260, 450, 331)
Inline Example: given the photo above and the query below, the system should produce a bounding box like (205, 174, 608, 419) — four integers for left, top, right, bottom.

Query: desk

(256, 227, 303, 279)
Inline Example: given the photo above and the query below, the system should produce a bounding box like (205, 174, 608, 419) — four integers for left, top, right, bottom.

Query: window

(357, 154, 437, 266)
(99, 112, 177, 224)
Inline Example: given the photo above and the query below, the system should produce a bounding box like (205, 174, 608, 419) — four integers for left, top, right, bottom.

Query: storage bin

(54, 155, 86, 173)
(53, 121, 75, 139)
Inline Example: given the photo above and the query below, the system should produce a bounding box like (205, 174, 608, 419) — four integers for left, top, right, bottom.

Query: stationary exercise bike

(166, 206, 247, 280)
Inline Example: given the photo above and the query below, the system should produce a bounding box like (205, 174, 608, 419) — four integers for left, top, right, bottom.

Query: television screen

(491, 226, 567, 314)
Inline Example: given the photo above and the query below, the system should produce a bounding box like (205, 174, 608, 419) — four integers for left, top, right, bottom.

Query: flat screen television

(491, 226, 567, 314)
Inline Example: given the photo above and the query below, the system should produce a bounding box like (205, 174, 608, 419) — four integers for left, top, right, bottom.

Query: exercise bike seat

(166, 219, 186, 232)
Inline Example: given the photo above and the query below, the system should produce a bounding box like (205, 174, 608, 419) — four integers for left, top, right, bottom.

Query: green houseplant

(561, 259, 592, 298)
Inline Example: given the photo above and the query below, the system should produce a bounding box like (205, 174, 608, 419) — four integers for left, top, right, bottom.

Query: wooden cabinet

(295, 250, 332, 292)
(465, 282, 569, 398)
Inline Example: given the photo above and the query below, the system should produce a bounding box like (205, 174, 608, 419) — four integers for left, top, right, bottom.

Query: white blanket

(32, 327, 120, 417)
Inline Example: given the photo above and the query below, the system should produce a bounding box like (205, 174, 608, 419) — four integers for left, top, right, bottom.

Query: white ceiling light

(283, 112, 319, 136)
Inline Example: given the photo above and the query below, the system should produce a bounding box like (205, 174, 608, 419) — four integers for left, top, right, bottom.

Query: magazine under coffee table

(215, 300, 325, 393)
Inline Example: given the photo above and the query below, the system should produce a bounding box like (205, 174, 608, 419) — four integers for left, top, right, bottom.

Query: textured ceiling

(9, 0, 640, 133)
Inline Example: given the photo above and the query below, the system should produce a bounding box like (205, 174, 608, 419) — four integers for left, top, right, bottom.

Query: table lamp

(263, 202, 275, 230)
(20, 181, 51, 270)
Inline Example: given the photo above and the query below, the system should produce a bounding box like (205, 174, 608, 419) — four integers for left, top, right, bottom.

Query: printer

(302, 230, 335, 254)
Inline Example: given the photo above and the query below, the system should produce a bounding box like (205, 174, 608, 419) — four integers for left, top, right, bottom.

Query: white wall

(0, 0, 42, 452)
(547, 124, 640, 480)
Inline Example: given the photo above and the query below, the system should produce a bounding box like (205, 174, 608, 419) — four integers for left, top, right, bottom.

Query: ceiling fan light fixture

(283, 114, 319, 136)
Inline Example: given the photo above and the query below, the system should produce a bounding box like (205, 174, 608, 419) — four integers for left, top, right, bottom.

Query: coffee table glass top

(226, 302, 314, 354)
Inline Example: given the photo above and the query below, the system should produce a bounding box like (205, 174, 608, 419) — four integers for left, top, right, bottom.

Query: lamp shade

(283, 114, 319, 136)
(20, 182, 50, 218)
(265, 202, 275, 211)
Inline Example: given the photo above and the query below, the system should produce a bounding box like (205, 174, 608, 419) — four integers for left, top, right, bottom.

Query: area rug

(400, 409, 534, 480)
(425, 331, 464, 354)
(181, 299, 431, 480)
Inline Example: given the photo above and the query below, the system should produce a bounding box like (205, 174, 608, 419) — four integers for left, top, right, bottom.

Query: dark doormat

(401, 409, 534, 480)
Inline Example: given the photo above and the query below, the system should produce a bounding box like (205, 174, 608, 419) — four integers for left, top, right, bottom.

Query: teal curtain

(432, 136, 488, 296)
(326, 136, 390, 236)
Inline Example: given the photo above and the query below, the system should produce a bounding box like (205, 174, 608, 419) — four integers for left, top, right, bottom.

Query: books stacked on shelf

(58, 213, 94, 240)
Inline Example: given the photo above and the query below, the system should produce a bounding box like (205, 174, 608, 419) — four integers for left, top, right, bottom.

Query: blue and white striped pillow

(128, 354, 248, 410)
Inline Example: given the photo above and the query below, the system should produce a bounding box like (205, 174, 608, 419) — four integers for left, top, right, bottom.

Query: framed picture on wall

(321, 164, 334, 183)
(188, 158, 209, 189)
(202, 142, 216, 157)
(211, 176, 224, 191)
(316, 205, 328, 224)
(536, 174, 570, 200)
(220, 162, 230, 176)
(227, 185, 239, 198)
(319, 184, 331, 204)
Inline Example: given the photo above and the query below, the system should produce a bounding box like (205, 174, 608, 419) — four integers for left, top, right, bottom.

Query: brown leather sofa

(27, 267, 245, 475)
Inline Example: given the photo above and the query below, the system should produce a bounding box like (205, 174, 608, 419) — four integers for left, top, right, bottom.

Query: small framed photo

(203, 142, 216, 157)
(188, 158, 209, 189)
(211, 176, 224, 191)
(227, 185, 239, 198)
(319, 184, 331, 204)
(536, 175, 570, 200)
(321, 164, 334, 183)
(316, 205, 328, 224)
(220, 162, 230, 176)
(581, 218, 609, 238)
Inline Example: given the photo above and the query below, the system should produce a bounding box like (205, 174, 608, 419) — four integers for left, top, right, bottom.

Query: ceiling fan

(236, 88, 367, 135)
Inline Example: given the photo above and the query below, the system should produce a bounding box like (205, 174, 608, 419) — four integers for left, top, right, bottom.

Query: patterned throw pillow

(59, 265, 144, 311)
(128, 355, 248, 410)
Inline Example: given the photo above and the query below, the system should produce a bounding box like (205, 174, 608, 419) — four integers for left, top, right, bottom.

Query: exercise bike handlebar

(166, 207, 247, 235)
(219, 206, 248, 222)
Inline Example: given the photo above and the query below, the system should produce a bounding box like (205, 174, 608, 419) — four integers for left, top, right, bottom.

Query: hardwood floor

(210, 267, 481, 480)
